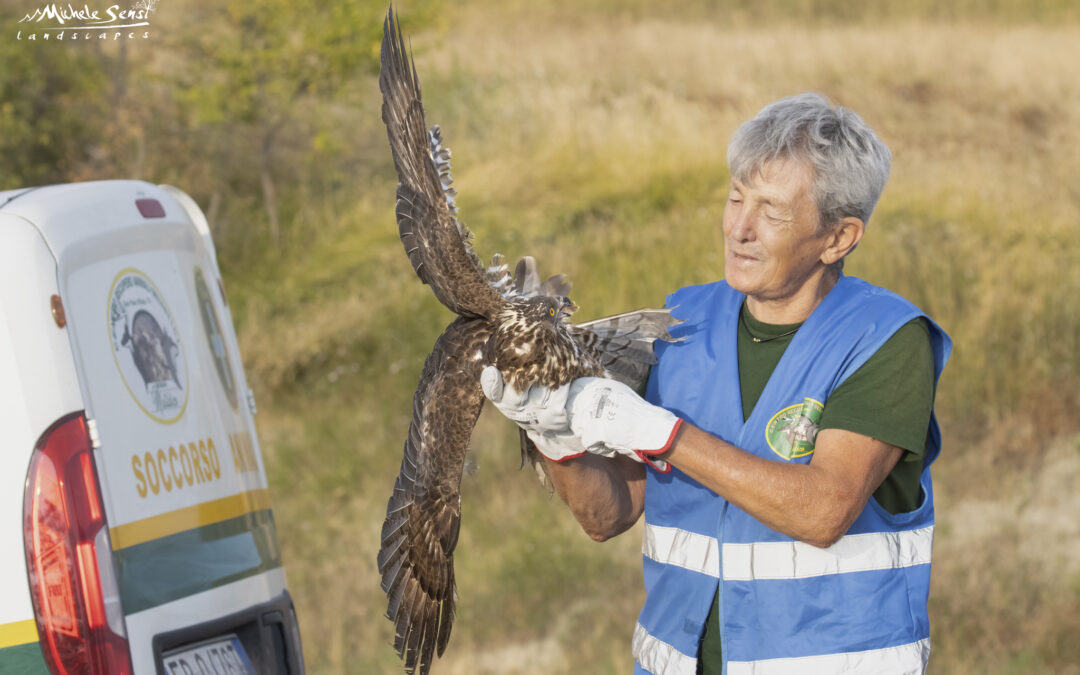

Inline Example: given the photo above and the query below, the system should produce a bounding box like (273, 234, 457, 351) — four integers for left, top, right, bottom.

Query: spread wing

(572, 308, 683, 390)
(377, 317, 491, 675)
(380, 11, 505, 320)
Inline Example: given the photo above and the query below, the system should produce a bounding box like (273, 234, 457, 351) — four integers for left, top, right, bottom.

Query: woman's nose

(726, 206, 756, 242)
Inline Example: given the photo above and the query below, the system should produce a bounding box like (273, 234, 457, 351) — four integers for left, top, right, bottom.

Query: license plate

(162, 634, 256, 675)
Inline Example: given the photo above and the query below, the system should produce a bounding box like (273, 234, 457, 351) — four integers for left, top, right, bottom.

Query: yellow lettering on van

(157, 448, 172, 492)
(168, 446, 182, 490)
(230, 435, 240, 471)
(196, 441, 207, 482)
(207, 438, 221, 479)
(144, 451, 160, 495)
(230, 432, 259, 474)
(179, 444, 194, 486)
(132, 454, 147, 498)
(190, 441, 204, 483)
(132, 436, 228, 497)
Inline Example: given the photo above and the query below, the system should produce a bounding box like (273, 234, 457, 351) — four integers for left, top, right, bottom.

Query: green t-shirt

(697, 304, 937, 674)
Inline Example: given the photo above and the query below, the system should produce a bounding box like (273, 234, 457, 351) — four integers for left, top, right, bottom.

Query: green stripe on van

(0, 642, 49, 674)
(114, 508, 282, 614)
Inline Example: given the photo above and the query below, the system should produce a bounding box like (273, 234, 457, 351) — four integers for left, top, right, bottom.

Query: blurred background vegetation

(3, 0, 1080, 672)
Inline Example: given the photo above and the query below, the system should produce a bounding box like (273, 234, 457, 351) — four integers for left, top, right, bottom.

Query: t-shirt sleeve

(818, 318, 937, 515)
(819, 317, 936, 457)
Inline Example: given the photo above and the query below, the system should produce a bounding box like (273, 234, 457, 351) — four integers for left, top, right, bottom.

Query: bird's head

(495, 295, 578, 351)
(521, 295, 576, 330)
(491, 294, 585, 391)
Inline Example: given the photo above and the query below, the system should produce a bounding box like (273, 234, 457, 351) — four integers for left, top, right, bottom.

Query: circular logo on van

(108, 268, 189, 424)
(194, 266, 239, 411)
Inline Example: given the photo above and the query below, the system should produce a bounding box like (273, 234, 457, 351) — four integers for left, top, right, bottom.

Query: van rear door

(17, 181, 291, 672)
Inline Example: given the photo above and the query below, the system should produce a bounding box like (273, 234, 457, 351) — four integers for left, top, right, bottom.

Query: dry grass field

(213, 3, 1080, 673)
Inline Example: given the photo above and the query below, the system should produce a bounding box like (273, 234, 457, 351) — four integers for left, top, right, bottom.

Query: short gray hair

(727, 93, 891, 229)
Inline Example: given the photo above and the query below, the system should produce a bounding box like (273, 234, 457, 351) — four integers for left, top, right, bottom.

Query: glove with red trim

(481, 367, 682, 470)
(567, 377, 683, 472)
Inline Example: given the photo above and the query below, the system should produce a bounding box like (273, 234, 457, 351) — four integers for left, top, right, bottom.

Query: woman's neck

(744, 266, 839, 325)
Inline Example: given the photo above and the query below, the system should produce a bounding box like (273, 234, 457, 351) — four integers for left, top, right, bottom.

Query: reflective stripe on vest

(643, 522, 933, 581)
(727, 638, 931, 675)
(642, 523, 719, 578)
(632, 625, 931, 675)
(722, 525, 934, 580)
(633, 622, 698, 675)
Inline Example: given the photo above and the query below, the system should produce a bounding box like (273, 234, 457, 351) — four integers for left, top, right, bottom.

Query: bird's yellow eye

(548, 307, 556, 317)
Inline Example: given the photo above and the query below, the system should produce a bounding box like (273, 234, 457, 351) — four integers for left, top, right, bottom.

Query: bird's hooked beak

(556, 297, 578, 321)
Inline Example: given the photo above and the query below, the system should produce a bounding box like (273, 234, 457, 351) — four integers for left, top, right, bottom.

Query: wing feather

(377, 317, 491, 675)
(572, 308, 683, 390)
(380, 11, 504, 319)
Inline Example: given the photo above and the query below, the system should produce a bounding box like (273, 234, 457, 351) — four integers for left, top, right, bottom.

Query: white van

(0, 181, 304, 674)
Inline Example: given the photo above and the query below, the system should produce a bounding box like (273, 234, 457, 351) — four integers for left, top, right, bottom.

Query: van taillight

(24, 413, 132, 675)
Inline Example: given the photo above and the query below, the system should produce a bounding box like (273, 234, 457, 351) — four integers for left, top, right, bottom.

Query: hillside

(5, 1, 1078, 672)
(234, 7, 1080, 673)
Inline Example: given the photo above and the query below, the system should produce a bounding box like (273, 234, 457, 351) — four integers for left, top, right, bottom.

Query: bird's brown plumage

(377, 317, 489, 672)
(380, 10, 503, 320)
(376, 10, 681, 674)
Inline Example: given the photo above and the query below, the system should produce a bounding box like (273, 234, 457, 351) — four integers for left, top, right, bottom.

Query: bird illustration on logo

(109, 268, 188, 423)
(120, 309, 182, 390)
(766, 397, 824, 460)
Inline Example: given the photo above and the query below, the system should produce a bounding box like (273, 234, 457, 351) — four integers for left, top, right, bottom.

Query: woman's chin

(723, 265, 760, 295)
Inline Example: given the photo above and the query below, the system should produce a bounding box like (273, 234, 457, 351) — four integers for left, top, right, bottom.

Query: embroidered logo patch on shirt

(765, 397, 823, 460)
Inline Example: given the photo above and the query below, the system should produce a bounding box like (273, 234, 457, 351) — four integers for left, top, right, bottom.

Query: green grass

(209, 5, 1080, 674)
(3, 0, 1077, 670)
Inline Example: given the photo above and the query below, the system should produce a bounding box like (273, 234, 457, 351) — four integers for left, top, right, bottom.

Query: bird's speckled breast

(486, 310, 605, 392)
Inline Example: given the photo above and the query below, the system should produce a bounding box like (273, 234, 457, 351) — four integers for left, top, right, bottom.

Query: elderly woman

(485, 93, 951, 675)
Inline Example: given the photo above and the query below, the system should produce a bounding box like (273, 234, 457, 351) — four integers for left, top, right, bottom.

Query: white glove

(567, 377, 682, 472)
(481, 366, 587, 462)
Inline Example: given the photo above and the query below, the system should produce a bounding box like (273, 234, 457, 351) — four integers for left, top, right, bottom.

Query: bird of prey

(122, 310, 182, 390)
(376, 10, 681, 675)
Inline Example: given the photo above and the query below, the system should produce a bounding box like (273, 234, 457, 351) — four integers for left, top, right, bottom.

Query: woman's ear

(821, 216, 865, 265)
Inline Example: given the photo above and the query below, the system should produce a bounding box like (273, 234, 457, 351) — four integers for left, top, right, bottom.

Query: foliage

(162, 0, 438, 257)
(0, 7, 112, 189)
(235, 9, 1080, 674)
(4, 1, 1080, 673)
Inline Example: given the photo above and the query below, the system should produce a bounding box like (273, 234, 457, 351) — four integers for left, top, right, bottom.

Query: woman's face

(722, 158, 834, 304)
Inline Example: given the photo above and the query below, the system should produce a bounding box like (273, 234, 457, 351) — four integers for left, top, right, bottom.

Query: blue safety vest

(633, 276, 951, 675)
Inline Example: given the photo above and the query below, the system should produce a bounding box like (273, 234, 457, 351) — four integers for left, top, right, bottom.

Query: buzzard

(121, 309, 182, 390)
(376, 10, 681, 674)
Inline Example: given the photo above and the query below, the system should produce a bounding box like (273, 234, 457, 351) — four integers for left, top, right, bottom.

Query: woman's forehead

(732, 159, 815, 201)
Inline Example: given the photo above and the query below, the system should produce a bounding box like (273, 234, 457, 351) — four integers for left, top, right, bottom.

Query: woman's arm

(542, 453, 646, 541)
(661, 424, 903, 548)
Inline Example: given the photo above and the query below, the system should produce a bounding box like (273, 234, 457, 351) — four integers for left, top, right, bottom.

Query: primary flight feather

(376, 10, 681, 674)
